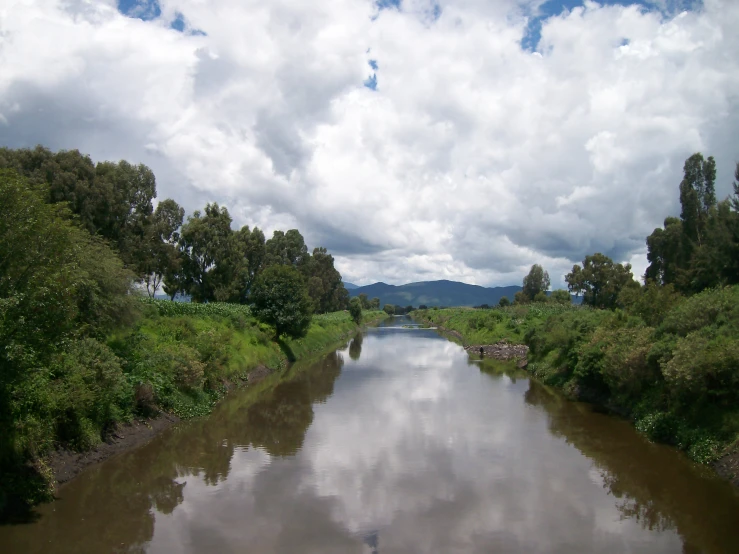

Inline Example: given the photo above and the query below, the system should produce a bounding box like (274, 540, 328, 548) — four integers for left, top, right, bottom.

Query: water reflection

(3, 326, 739, 553)
(349, 333, 363, 361)
(524, 380, 739, 553)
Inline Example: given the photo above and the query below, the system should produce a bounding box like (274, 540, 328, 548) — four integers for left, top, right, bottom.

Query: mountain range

(347, 280, 522, 308)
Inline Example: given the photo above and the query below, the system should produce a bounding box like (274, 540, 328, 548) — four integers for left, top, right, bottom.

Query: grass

(414, 303, 585, 345)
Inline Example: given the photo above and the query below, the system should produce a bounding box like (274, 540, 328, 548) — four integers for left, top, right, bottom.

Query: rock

(464, 342, 529, 363)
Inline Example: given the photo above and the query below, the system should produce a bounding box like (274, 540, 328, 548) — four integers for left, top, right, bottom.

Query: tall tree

(679, 153, 716, 247)
(231, 225, 266, 303)
(522, 264, 550, 301)
(142, 199, 185, 297)
(178, 203, 236, 303)
(566, 253, 637, 309)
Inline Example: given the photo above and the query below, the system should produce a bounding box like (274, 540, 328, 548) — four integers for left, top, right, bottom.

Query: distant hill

(348, 280, 522, 308)
(343, 282, 359, 290)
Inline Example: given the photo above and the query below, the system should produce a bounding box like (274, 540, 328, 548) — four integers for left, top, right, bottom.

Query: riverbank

(414, 290, 739, 481)
(1, 302, 387, 519)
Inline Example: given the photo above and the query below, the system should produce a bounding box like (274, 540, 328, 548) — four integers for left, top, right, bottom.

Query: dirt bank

(48, 413, 181, 487)
(713, 446, 739, 488)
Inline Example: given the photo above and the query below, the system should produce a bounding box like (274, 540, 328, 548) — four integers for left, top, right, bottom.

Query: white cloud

(1, 0, 738, 287)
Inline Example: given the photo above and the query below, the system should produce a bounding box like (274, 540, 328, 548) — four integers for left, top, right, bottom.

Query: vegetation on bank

(1, 293, 384, 516)
(417, 287, 739, 466)
(418, 152, 739, 471)
(0, 146, 379, 517)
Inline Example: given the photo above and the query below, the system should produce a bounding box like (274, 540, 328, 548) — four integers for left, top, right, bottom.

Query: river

(3, 316, 739, 553)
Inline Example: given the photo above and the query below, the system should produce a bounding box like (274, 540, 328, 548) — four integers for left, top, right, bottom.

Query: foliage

(301, 247, 349, 313)
(250, 265, 313, 339)
(349, 297, 363, 325)
(646, 154, 739, 293)
(423, 284, 739, 466)
(0, 170, 138, 513)
(498, 296, 510, 307)
(522, 264, 550, 302)
(383, 304, 396, 315)
(566, 253, 638, 309)
(549, 289, 571, 304)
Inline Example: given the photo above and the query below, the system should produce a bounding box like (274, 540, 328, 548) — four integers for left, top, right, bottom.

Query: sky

(1, 0, 737, 288)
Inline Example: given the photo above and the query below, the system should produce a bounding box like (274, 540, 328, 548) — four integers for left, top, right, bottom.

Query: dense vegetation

(0, 146, 368, 516)
(418, 153, 739, 469)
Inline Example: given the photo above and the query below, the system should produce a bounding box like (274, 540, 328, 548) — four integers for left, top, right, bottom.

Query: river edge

(418, 314, 739, 489)
(42, 313, 388, 497)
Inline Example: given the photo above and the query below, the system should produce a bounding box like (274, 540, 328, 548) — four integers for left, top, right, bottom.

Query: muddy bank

(713, 446, 739, 488)
(48, 414, 181, 487)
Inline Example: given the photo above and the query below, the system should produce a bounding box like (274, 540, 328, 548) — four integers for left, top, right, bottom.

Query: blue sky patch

(521, 0, 702, 52)
(171, 12, 185, 32)
(376, 0, 401, 10)
(117, 0, 161, 21)
(364, 73, 378, 91)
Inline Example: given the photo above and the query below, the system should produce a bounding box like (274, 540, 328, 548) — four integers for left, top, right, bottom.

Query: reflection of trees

(1, 350, 346, 552)
(349, 333, 363, 361)
(525, 379, 739, 554)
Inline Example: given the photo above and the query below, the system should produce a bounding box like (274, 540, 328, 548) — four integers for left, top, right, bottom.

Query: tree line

(0, 146, 350, 319)
(500, 153, 738, 310)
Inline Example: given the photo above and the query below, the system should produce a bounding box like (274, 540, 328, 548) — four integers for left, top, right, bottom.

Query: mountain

(348, 280, 522, 308)
(343, 282, 359, 290)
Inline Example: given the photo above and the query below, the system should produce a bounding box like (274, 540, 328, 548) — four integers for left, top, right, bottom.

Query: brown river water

(2, 316, 739, 553)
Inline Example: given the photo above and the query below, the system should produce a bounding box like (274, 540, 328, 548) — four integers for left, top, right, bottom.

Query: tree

(349, 297, 363, 325)
(264, 229, 309, 268)
(250, 265, 313, 339)
(498, 296, 510, 307)
(522, 264, 550, 301)
(383, 304, 396, 315)
(513, 290, 528, 305)
(358, 294, 370, 309)
(549, 289, 571, 304)
(301, 247, 348, 313)
(178, 203, 236, 302)
(231, 225, 266, 303)
(0, 147, 159, 279)
(679, 153, 716, 247)
(142, 199, 184, 297)
(370, 297, 381, 310)
(533, 291, 549, 303)
(565, 253, 637, 309)
(645, 217, 686, 287)
(1, 170, 137, 495)
(418, 304, 428, 310)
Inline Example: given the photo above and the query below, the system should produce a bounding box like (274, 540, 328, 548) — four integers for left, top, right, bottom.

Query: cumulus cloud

(1, 0, 738, 287)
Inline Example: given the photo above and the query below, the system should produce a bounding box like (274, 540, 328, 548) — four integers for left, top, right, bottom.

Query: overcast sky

(1, 0, 737, 287)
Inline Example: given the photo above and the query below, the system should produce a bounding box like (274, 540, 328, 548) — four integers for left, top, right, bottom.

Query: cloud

(1, 0, 738, 287)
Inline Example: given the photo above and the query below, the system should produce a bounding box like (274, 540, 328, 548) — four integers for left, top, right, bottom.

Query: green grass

(111, 302, 388, 420)
(414, 303, 585, 345)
